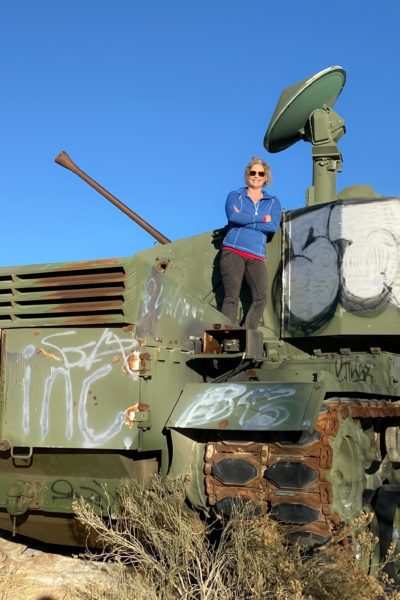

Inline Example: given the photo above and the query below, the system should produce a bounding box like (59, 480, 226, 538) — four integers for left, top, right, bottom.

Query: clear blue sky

(1, 0, 398, 265)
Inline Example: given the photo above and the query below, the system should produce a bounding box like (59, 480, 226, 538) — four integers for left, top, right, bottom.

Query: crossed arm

(225, 191, 282, 234)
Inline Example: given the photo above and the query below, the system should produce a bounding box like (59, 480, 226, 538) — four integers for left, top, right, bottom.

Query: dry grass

(0, 564, 80, 600)
(73, 477, 400, 600)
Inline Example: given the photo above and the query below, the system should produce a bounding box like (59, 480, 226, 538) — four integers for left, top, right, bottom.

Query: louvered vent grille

(0, 261, 128, 326)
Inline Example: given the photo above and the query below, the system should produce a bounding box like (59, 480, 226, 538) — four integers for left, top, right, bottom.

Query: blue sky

(1, 1, 399, 265)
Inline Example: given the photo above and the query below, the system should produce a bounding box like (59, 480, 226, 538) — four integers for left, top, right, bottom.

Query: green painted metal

(167, 382, 319, 431)
(2, 327, 142, 449)
(0, 453, 154, 515)
(265, 66, 346, 205)
(264, 66, 345, 153)
(0, 257, 131, 327)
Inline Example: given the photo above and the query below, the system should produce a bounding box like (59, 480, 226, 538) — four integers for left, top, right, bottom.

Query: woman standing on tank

(220, 156, 281, 330)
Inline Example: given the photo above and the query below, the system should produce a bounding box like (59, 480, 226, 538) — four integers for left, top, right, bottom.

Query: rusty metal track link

(205, 398, 400, 545)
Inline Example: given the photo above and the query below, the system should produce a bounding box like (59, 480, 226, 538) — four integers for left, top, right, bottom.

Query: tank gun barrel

(54, 151, 171, 245)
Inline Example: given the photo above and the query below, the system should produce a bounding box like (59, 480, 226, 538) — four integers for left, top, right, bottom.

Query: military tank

(0, 66, 399, 576)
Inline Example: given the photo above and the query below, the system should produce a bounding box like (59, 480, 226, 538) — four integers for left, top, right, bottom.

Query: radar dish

(264, 66, 346, 153)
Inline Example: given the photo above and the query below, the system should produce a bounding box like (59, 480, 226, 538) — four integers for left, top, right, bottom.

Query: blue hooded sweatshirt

(222, 187, 281, 259)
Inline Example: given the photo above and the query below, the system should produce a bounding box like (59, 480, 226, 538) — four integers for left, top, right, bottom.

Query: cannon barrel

(54, 151, 171, 245)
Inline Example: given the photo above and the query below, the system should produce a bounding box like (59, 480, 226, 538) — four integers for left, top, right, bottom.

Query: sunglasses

(249, 170, 265, 177)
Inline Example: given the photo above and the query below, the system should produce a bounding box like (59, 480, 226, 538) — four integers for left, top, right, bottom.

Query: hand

(263, 214, 271, 222)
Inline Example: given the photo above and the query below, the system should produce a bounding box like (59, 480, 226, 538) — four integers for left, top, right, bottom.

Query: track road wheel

(321, 413, 368, 523)
(205, 401, 385, 546)
(264, 408, 374, 545)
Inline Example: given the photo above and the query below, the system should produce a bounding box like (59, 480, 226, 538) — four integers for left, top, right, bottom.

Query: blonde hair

(244, 156, 272, 186)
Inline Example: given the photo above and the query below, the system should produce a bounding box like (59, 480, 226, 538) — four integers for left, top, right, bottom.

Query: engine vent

(0, 259, 129, 326)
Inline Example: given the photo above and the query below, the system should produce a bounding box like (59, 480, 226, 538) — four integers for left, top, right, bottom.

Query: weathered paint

(2, 327, 142, 449)
(282, 198, 400, 336)
(0, 258, 130, 327)
(167, 382, 319, 431)
(136, 266, 207, 338)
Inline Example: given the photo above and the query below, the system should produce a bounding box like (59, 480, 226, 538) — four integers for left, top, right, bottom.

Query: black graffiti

(276, 198, 400, 336)
(335, 361, 373, 383)
(50, 478, 117, 509)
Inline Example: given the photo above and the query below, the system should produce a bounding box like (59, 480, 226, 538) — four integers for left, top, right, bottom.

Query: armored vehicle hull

(0, 67, 399, 581)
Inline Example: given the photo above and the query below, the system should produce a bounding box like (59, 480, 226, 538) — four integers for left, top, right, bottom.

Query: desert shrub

(73, 477, 400, 600)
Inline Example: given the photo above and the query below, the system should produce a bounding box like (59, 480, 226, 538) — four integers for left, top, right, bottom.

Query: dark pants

(220, 250, 268, 329)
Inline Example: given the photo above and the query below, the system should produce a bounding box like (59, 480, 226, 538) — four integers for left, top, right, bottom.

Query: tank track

(204, 398, 400, 545)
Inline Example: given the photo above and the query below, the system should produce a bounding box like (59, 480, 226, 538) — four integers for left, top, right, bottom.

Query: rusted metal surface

(63, 314, 126, 325)
(203, 332, 221, 354)
(43, 299, 124, 313)
(7, 272, 125, 289)
(0, 258, 124, 277)
(34, 287, 125, 300)
(0, 259, 129, 326)
(205, 398, 400, 542)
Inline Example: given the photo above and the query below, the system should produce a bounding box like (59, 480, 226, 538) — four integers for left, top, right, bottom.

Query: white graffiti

(77, 364, 125, 445)
(284, 198, 400, 334)
(175, 383, 294, 429)
(21, 328, 139, 446)
(39, 328, 139, 371)
(22, 344, 35, 434)
(137, 268, 205, 336)
(40, 367, 73, 439)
